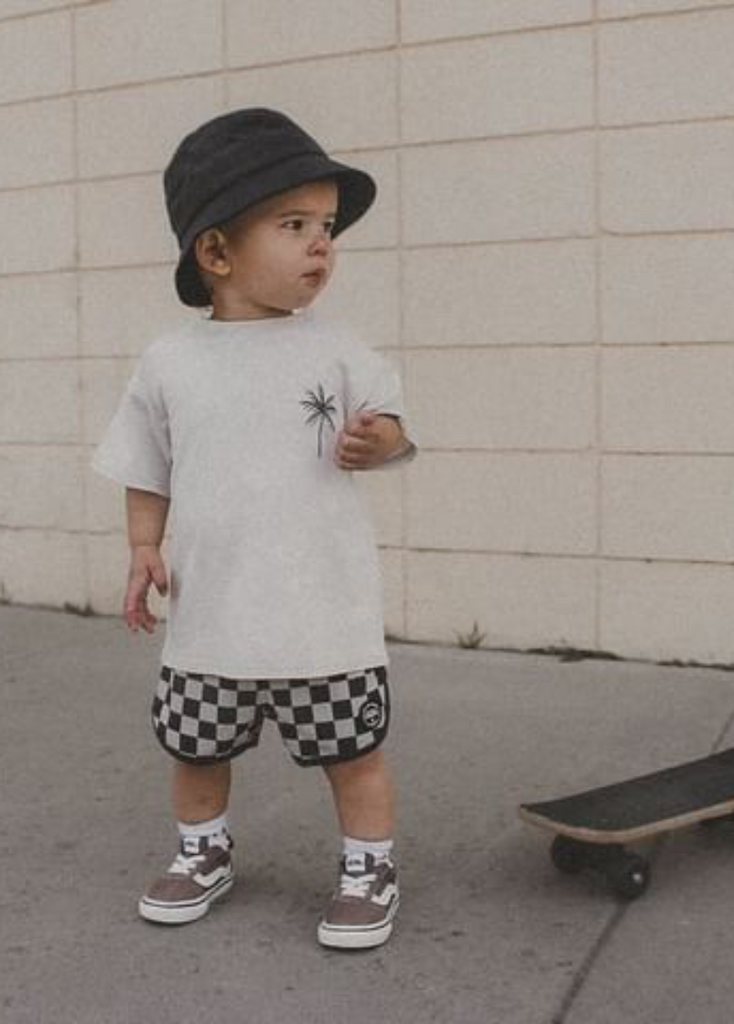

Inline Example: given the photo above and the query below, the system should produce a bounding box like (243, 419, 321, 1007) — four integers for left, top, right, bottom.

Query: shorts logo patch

(359, 700, 384, 731)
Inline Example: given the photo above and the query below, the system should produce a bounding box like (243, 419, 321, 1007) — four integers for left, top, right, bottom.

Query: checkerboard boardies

(92, 108, 414, 949)
(152, 666, 390, 766)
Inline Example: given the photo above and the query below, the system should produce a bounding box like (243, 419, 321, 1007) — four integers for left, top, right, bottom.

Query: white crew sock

(343, 835, 394, 869)
(178, 813, 231, 851)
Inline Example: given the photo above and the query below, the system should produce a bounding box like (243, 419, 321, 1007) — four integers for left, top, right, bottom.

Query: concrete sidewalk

(2, 605, 734, 1024)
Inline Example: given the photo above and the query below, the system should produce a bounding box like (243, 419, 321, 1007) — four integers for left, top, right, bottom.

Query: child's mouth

(302, 270, 325, 287)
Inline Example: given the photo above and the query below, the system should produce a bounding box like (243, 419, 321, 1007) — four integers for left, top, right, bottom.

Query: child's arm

(124, 487, 170, 634)
(334, 410, 412, 471)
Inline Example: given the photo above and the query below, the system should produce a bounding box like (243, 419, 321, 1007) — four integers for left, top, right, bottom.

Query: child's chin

(292, 291, 320, 310)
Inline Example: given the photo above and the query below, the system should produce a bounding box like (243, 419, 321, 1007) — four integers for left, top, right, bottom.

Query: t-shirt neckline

(198, 309, 312, 330)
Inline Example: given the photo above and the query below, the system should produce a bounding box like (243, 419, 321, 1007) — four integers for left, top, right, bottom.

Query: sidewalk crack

(552, 708, 734, 1023)
(551, 904, 627, 1024)
(711, 706, 734, 753)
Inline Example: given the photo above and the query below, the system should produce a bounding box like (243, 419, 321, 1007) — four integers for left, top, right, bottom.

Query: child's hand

(334, 411, 404, 470)
(124, 545, 168, 634)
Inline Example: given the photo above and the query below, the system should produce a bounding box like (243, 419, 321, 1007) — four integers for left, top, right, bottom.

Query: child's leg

(323, 748, 394, 839)
(173, 759, 231, 822)
(140, 667, 266, 926)
(319, 749, 399, 950)
(267, 668, 397, 948)
(139, 758, 235, 926)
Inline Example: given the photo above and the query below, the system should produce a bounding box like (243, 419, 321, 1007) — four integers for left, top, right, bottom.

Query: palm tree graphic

(300, 384, 338, 457)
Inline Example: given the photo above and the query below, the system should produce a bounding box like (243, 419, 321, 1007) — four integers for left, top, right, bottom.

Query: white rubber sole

(139, 875, 234, 925)
(317, 899, 399, 950)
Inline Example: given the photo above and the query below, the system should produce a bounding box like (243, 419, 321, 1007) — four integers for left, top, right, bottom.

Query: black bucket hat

(164, 108, 377, 307)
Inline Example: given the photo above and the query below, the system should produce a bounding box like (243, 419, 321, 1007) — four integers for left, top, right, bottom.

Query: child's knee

(324, 747, 388, 785)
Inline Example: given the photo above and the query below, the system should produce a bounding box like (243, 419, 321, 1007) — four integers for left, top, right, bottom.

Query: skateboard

(519, 747, 734, 900)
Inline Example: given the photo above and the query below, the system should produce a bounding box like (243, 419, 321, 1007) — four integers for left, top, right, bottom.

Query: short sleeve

(342, 340, 417, 466)
(91, 353, 172, 497)
(343, 343, 405, 419)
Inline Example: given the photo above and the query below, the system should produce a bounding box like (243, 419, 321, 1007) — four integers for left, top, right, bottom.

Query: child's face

(204, 179, 338, 320)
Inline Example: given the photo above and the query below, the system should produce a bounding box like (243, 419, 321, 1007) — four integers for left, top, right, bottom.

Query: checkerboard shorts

(151, 665, 390, 767)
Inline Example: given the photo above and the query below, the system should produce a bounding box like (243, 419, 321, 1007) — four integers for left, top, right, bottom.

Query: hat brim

(174, 154, 376, 307)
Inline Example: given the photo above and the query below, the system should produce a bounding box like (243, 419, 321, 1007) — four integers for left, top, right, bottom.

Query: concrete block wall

(1, 0, 733, 664)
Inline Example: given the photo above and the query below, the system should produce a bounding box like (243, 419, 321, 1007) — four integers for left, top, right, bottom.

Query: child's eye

(324, 220, 336, 236)
(282, 219, 304, 231)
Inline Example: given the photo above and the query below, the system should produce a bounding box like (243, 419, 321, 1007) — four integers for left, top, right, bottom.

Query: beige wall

(1, 0, 733, 664)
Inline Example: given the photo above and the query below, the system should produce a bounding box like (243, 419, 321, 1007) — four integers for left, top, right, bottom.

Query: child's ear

(195, 228, 230, 278)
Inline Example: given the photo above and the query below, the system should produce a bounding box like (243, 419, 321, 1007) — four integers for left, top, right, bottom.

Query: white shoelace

(339, 870, 377, 898)
(168, 851, 206, 876)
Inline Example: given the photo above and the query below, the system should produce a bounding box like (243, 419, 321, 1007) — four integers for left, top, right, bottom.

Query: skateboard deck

(519, 747, 734, 899)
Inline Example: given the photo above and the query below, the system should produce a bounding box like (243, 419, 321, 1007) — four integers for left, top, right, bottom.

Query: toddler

(93, 108, 415, 949)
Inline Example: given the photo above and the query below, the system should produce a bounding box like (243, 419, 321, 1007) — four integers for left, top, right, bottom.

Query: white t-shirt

(92, 309, 413, 679)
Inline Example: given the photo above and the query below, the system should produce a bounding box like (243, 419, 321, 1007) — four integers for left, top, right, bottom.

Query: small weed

(455, 621, 486, 650)
(63, 602, 94, 617)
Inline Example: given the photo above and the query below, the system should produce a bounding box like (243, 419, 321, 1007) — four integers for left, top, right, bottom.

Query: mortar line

(69, 5, 92, 613)
(592, 0, 603, 653)
(395, 0, 409, 641)
(7, 524, 734, 571)
(221, 0, 231, 109)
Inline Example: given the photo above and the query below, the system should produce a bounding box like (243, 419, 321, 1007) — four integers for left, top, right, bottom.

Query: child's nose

(308, 227, 332, 254)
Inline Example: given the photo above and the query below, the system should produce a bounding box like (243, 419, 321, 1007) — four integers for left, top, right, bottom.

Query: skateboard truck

(550, 837, 650, 901)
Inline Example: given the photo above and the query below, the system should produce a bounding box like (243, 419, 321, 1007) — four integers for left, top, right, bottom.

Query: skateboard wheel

(607, 855, 650, 901)
(550, 836, 587, 875)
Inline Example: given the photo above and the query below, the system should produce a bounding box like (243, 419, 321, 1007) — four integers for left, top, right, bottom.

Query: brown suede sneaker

(139, 834, 234, 925)
(317, 853, 399, 949)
